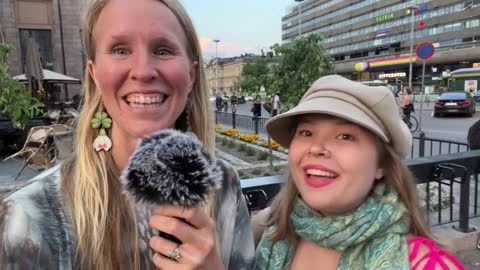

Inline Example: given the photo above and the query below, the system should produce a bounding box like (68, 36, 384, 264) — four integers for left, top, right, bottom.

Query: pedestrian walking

(230, 91, 238, 113)
(252, 95, 262, 118)
(272, 92, 281, 117)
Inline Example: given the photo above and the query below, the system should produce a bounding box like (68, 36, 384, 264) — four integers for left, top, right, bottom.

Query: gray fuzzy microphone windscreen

(121, 129, 222, 208)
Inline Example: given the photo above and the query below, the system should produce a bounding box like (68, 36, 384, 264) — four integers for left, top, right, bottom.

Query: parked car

(238, 95, 246, 104)
(434, 92, 476, 117)
(474, 91, 480, 103)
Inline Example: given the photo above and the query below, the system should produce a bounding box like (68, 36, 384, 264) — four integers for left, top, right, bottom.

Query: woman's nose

(308, 142, 331, 157)
(130, 52, 158, 82)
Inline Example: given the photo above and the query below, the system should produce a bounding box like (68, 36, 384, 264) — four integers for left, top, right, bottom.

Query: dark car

(434, 92, 476, 117)
(238, 95, 246, 104)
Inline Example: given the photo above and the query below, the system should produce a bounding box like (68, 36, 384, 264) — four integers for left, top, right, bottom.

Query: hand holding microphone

(121, 129, 225, 269)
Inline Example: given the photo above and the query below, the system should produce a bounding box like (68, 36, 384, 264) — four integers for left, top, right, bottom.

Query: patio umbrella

(25, 37, 44, 95)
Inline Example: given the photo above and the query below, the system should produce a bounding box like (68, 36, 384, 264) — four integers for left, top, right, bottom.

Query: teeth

(306, 169, 337, 178)
(126, 94, 165, 104)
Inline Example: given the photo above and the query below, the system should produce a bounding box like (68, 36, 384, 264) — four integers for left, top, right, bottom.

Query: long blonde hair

(267, 134, 434, 245)
(61, 0, 214, 269)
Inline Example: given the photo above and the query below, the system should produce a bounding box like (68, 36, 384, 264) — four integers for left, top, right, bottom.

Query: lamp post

(407, 5, 418, 91)
(213, 39, 220, 94)
(295, 0, 304, 38)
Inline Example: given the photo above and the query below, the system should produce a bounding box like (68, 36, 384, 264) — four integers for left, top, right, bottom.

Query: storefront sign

(378, 72, 406, 79)
(376, 13, 394, 23)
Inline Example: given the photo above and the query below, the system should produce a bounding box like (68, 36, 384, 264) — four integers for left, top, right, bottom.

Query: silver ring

(168, 244, 182, 261)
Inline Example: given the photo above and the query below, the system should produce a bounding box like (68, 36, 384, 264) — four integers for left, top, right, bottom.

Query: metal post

(418, 131, 425, 158)
(419, 60, 426, 132)
(232, 112, 236, 129)
(254, 116, 259, 134)
(456, 173, 472, 232)
(295, 0, 304, 38)
(408, 6, 416, 91)
(213, 39, 220, 94)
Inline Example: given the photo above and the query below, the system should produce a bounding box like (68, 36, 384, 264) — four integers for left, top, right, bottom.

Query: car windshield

(439, 92, 467, 100)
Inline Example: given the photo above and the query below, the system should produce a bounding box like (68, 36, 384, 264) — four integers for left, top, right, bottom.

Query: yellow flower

(214, 124, 223, 132)
(222, 128, 239, 137)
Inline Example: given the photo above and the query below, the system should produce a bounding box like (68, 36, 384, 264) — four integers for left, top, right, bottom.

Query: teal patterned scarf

(255, 183, 411, 270)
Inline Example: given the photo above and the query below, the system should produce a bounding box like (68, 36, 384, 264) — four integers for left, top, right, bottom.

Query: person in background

(230, 91, 238, 113)
(401, 87, 414, 126)
(0, 0, 255, 269)
(216, 92, 224, 113)
(272, 92, 281, 117)
(253, 75, 465, 270)
(252, 94, 263, 118)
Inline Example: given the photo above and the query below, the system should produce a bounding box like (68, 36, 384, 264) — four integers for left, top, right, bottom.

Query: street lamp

(213, 39, 220, 95)
(407, 4, 419, 91)
(295, 0, 304, 38)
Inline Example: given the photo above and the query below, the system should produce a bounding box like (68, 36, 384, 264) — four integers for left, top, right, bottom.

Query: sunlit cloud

(199, 36, 250, 59)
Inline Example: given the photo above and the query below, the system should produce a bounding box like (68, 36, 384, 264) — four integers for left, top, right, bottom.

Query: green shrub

(238, 143, 247, 152)
(257, 151, 268, 160)
(251, 168, 262, 175)
(245, 146, 256, 156)
(221, 137, 228, 145)
(227, 139, 236, 148)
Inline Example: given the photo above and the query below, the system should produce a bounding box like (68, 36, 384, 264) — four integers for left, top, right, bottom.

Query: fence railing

(215, 111, 471, 159)
(241, 150, 480, 233)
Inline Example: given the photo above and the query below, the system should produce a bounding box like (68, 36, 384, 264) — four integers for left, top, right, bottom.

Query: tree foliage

(240, 55, 272, 95)
(267, 33, 334, 108)
(0, 44, 45, 129)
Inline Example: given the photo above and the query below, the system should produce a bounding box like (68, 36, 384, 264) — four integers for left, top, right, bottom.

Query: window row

(321, 3, 464, 44)
(326, 18, 480, 55)
(283, 0, 433, 37)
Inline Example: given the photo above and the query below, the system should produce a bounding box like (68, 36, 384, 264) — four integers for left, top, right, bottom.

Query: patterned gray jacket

(0, 160, 255, 270)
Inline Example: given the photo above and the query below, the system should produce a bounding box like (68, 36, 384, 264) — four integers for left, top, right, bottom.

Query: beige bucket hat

(265, 74, 412, 157)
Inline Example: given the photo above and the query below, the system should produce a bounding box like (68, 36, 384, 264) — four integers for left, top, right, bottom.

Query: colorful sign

(376, 13, 394, 23)
(416, 42, 435, 60)
(368, 56, 416, 71)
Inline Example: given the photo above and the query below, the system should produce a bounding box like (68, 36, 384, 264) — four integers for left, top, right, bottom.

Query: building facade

(282, 0, 480, 92)
(205, 54, 256, 95)
(0, 0, 84, 100)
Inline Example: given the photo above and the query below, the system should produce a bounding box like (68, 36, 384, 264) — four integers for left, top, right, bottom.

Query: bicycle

(402, 112, 418, 132)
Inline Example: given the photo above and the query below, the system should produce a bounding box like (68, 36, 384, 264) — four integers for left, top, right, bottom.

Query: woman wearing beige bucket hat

(253, 75, 465, 270)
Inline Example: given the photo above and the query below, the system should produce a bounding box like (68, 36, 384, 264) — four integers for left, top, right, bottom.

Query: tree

(267, 33, 334, 108)
(240, 55, 272, 95)
(0, 44, 45, 129)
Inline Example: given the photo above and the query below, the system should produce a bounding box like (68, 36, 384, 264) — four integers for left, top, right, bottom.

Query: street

(216, 102, 479, 144)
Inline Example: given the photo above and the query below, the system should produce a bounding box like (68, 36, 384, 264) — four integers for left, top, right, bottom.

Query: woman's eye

(154, 48, 174, 57)
(298, 130, 311, 137)
(336, 134, 354, 141)
(112, 47, 130, 55)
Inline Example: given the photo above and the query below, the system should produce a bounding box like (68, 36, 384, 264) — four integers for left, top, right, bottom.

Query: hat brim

(265, 97, 389, 148)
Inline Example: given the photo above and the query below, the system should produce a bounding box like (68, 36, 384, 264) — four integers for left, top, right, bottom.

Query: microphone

(121, 129, 222, 243)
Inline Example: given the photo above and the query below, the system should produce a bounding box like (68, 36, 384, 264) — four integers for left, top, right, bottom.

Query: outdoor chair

(3, 126, 58, 180)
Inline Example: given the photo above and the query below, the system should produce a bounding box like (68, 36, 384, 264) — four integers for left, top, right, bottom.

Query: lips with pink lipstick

(124, 93, 167, 108)
(303, 164, 338, 188)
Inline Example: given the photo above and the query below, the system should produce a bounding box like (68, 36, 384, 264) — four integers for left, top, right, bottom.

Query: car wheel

(433, 112, 439, 117)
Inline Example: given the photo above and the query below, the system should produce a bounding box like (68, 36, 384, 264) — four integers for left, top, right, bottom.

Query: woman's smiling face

(88, 0, 196, 144)
(288, 114, 384, 216)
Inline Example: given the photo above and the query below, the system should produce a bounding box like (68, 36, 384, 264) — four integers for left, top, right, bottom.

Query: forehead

(93, 0, 186, 44)
(297, 114, 352, 126)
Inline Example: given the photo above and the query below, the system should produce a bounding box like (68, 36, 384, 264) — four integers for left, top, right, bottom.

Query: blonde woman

(253, 75, 465, 269)
(0, 0, 254, 269)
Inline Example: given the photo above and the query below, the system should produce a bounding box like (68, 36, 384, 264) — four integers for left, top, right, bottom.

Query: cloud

(199, 36, 248, 59)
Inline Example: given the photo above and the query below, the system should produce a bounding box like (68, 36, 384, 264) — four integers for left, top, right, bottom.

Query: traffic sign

(416, 42, 435, 60)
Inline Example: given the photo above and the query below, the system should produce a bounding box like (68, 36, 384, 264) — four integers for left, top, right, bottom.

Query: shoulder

(1, 165, 72, 266)
(251, 207, 271, 247)
(408, 237, 465, 270)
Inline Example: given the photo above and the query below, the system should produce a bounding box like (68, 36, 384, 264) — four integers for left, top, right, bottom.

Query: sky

(180, 0, 294, 61)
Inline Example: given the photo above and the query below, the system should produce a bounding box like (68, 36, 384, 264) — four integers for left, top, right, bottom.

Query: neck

(111, 127, 139, 171)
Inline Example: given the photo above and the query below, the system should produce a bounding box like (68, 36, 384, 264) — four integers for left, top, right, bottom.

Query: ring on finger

(168, 243, 182, 261)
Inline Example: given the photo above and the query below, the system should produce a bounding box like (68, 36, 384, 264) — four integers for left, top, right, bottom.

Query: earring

(91, 110, 112, 152)
(185, 96, 192, 132)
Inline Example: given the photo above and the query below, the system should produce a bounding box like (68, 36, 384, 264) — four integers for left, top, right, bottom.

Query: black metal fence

(241, 150, 480, 232)
(215, 111, 269, 135)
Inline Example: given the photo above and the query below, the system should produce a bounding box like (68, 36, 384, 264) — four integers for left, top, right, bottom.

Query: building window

(19, 29, 54, 72)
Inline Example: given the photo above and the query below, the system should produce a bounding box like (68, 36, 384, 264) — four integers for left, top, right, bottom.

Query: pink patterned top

(408, 237, 466, 270)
